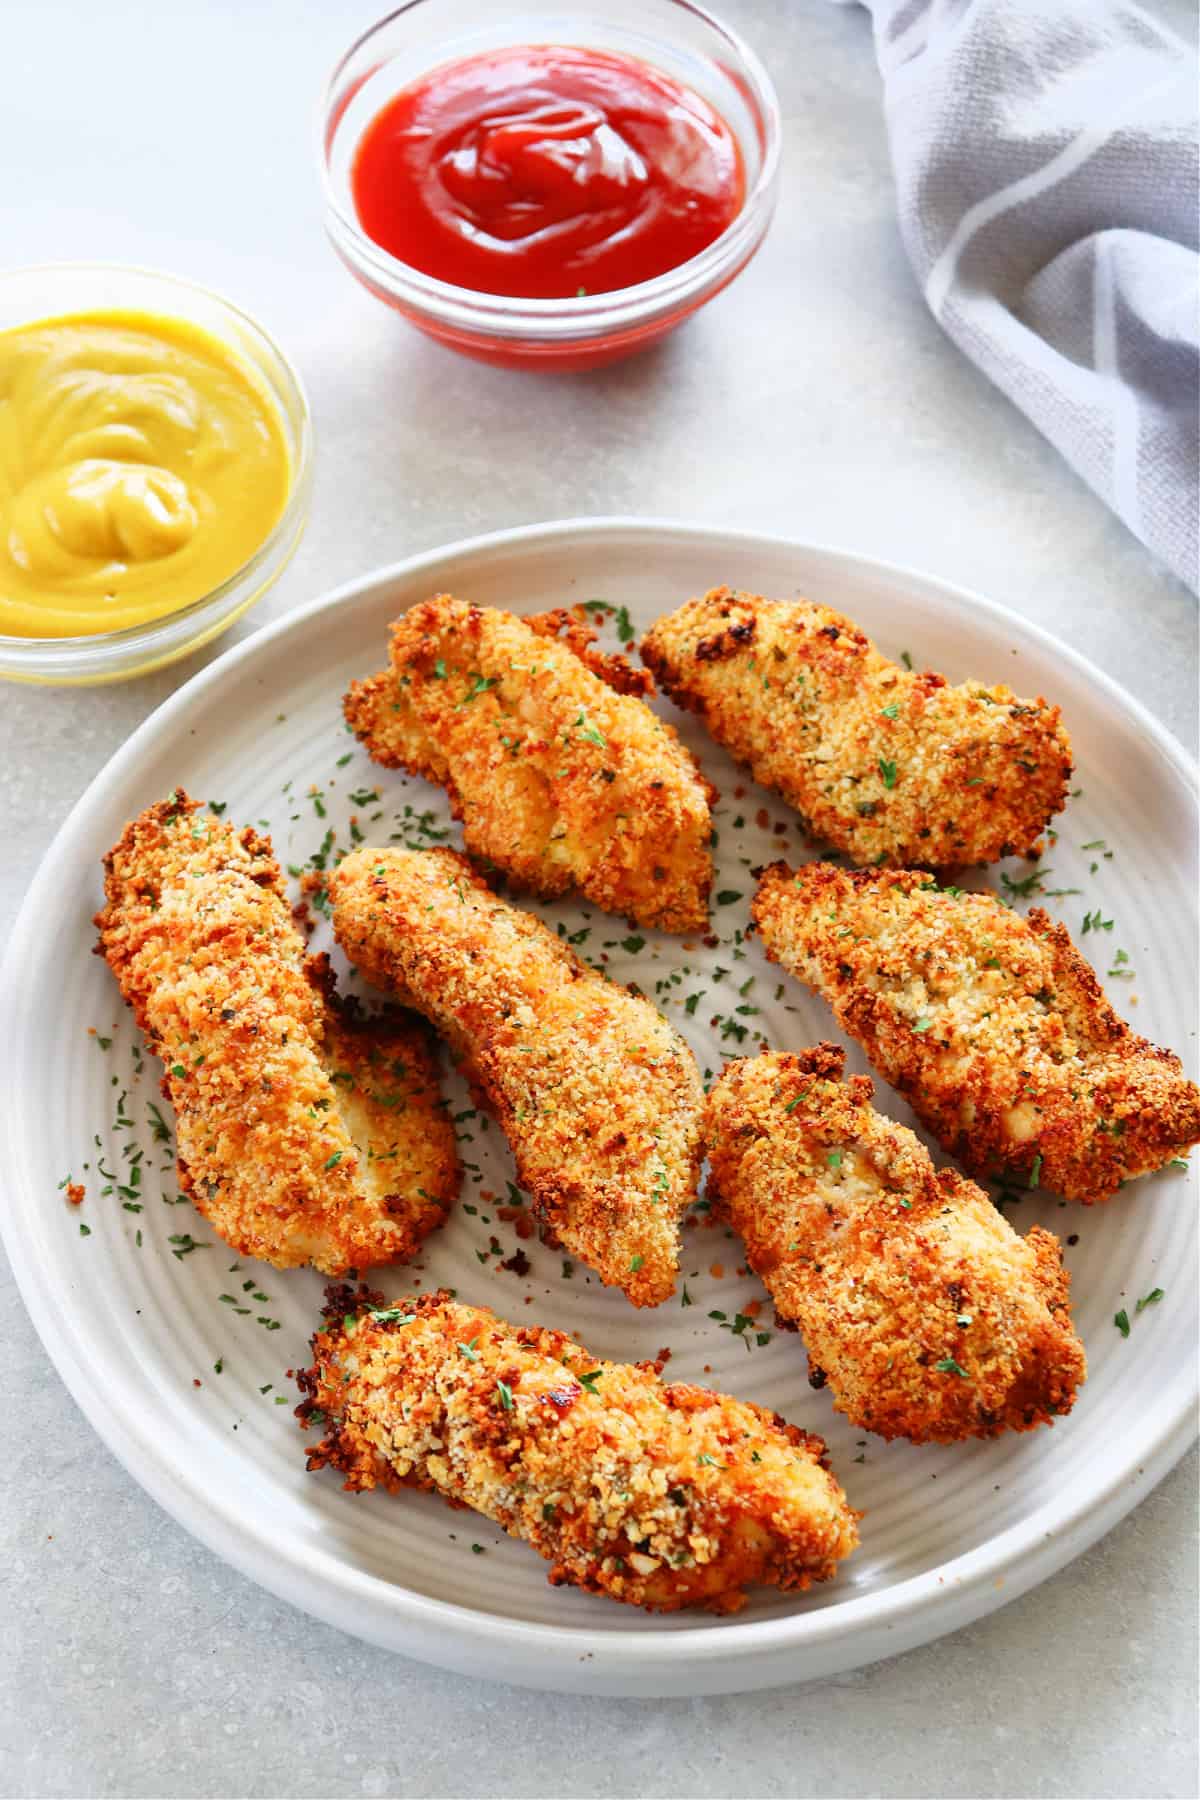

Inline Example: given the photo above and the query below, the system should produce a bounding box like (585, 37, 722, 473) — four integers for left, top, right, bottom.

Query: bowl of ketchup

(320, 0, 781, 370)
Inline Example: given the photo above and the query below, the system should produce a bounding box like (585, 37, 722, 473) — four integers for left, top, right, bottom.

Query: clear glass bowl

(0, 264, 313, 686)
(320, 0, 782, 371)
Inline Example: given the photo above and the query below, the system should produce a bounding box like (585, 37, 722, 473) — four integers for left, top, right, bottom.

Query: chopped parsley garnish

(934, 1356, 968, 1377)
(1113, 1309, 1130, 1338)
(1000, 866, 1049, 899)
(715, 890, 743, 906)
(459, 673, 498, 706)
(577, 1369, 603, 1394)
(880, 703, 900, 719)
(878, 757, 898, 789)
(458, 1337, 479, 1362)
(168, 1234, 207, 1260)
(367, 1308, 416, 1325)
(1135, 1288, 1164, 1314)
(1028, 1154, 1043, 1190)
(496, 1381, 514, 1412)
(826, 1149, 843, 1170)
(628, 1254, 644, 1272)
(324, 1151, 343, 1169)
(913, 1016, 932, 1033)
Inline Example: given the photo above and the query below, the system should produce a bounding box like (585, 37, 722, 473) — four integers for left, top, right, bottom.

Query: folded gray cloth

(843, 0, 1199, 591)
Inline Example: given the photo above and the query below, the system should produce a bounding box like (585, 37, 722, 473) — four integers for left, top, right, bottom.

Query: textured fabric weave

(844, 0, 1199, 590)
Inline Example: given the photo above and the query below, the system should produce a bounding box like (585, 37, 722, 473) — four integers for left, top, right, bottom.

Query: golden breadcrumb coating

(95, 792, 459, 1273)
(343, 595, 714, 932)
(299, 1285, 859, 1613)
(704, 1046, 1086, 1443)
(753, 862, 1200, 1201)
(330, 846, 704, 1306)
(641, 587, 1072, 868)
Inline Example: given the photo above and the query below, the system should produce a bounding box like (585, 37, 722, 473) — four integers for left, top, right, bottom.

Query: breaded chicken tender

(95, 793, 459, 1272)
(344, 596, 714, 931)
(705, 1047, 1086, 1443)
(641, 587, 1072, 868)
(753, 862, 1200, 1201)
(299, 1285, 859, 1612)
(330, 847, 704, 1305)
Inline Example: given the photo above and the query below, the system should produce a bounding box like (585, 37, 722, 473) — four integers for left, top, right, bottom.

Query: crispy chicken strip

(641, 587, 1072, 868)
(95, 793, 459, 1272)
(753, 862, 1200, 1201)
(343, 595, 714, 931)
(705, 1047, 1086, 1443)
(299, 1285, 859, 1613)
(330, 846, 704, 1305)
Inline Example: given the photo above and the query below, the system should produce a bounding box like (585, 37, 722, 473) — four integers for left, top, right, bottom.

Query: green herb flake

(1114, 1309, 1131, 1338)
(878, 757, 898, 790)
(1135, 1288, 1164, 1314)
(934, 1356, 968, 1377)
(496, 1380, 514, 1412)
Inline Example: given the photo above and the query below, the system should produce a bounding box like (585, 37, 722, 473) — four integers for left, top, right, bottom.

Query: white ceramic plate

(4, 520, 1196, 1697)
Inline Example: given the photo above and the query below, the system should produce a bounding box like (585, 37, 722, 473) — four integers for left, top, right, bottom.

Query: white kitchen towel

(844, 0, 1199, 591)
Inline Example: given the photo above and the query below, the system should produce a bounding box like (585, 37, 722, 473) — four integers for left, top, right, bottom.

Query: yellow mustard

(0, 310, 291, 638)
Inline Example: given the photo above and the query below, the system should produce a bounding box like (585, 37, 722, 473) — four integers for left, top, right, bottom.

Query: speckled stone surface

(1, 2, 1196, 1796)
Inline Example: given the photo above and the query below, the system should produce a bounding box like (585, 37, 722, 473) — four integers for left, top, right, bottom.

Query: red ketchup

(351, 45, 745, 300)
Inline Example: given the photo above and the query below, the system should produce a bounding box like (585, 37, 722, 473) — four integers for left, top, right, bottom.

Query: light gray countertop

(1, 3, 1196, 1796)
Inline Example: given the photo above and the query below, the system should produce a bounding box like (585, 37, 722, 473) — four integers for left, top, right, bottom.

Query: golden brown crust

(641, 587, 1072, 868)
(704, 1047, 1086, 1443)
(525, 605, 655, 697)
(298, 1287, 859, 1613)
(752, 863, 1200, 1201)
(343, 595, 714, 931)
(330, 846, 705, 1306)
(94, 792, 459, 1272)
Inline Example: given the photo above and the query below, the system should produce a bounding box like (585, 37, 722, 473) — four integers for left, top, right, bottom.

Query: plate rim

(4, 515, 1197, 1695)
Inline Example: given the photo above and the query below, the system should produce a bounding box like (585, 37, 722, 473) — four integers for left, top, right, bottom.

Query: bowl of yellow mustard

(0, 265, 312, 684)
